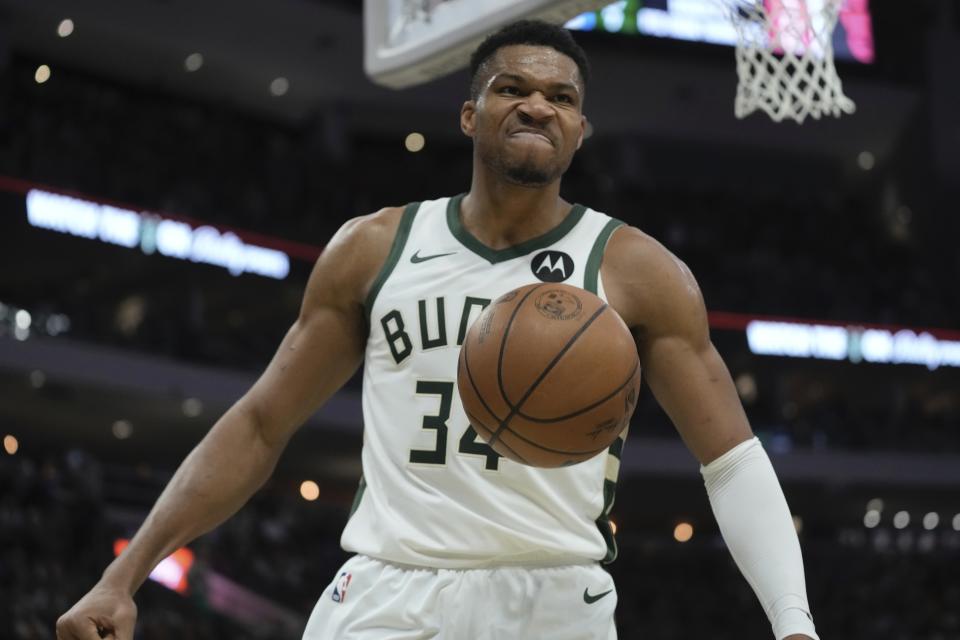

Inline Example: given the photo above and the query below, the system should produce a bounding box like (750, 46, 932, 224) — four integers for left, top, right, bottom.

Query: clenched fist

(56, 583, 137, 640)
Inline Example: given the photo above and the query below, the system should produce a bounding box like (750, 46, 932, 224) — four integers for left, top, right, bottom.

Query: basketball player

(58, 20, 818, 640)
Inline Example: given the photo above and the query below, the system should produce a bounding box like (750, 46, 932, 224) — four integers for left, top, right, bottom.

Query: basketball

(458, 283, 641, 468)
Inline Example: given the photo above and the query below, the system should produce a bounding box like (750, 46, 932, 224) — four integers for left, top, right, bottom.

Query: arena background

(2, 1, 959, 638)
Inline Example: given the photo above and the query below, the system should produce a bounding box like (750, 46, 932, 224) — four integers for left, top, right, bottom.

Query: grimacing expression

(462, 45, 586, 188)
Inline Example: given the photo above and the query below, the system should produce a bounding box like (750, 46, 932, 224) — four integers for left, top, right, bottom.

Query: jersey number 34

(410, 380, 501, 471)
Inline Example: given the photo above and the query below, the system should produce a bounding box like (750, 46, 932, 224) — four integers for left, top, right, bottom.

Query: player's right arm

(56, 207, 405, 640)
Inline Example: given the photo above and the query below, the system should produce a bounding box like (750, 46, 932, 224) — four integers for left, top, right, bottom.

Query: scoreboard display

(567, 0, 875, 63)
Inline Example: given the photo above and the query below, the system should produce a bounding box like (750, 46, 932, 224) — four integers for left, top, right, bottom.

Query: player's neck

(461, 175, 571, 251)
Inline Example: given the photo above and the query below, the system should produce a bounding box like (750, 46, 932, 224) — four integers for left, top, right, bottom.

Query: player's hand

(56, 583, 137, 640)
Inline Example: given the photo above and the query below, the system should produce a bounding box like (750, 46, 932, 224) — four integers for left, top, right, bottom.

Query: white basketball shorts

(302, 555, 618, 639)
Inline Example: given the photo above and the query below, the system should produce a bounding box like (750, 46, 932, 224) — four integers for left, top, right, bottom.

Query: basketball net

(717, 0, 856, 123)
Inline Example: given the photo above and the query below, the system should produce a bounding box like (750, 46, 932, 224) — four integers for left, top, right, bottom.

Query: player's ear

(460, 100, 477, 138)
(576, 114, 587, 150)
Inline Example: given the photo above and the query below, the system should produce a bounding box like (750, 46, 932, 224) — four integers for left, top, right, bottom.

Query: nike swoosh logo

(583, 587, 613, 604)
(410, 250, 456, 264)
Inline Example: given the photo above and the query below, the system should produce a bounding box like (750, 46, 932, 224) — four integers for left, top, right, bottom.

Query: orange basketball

(457, 282, 640, 468)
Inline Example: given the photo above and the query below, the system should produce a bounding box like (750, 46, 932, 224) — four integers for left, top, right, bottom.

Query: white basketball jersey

(341, 194, 627, 568)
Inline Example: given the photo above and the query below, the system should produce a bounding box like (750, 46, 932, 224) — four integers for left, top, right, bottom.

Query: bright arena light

(857, 150, 875, 170)
(734, 372, 757, 403)
(270, 77, 289, 96)
(29, 370, 46, 389)
(300, 480, 320, 501)
(953, 514, 960, 531)
(863, 510, 881, 528)
(923, 512, 940, 530)
(46, 313, 71, 336)
(181, 398, 203, 418)
(184, 53, 204, 72)
(57, 19, 75, 38)
(114, 539, 194, 593)
(14, 309, 31, 330)
(746, 319, 960, 370)
(673, 522, 694, 543)
(112, 420, 133, 440)
(35, 65, 51, 84)
(746, 320, 846, 360)
(405, 132, 426, 153)
(866, 498, 884, 512)
(599, 2, 625, 32)
(3, 435, 18, 455)
(26, 189, 290, 280)
(892, 511, 910, 529)
(14, 310, 32, 341)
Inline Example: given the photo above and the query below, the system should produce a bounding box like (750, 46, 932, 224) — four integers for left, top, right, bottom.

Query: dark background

(1, 1, 959, 638)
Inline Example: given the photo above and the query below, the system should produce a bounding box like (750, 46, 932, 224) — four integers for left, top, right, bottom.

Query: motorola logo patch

(531, 250, 574, 283)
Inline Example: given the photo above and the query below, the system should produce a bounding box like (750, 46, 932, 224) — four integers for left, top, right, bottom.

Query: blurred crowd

(628, 378, 960, 455)
(612, 532, 960, 639)
(1, 55, 956, 328)
(3, 451, 960, 639)
(0, 451, 334, 640)
(1, 55, 958, 457)
(3, 14, 960, 640)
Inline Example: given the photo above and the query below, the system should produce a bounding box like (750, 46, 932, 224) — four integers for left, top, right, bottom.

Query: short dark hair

(468, 19, 590, 100)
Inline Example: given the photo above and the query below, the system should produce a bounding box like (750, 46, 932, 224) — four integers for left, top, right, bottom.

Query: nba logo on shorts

(331, 571, 352, 603)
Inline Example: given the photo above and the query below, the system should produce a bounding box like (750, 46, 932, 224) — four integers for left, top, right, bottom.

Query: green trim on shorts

(584, 218, 624, 295)
(364, 202, 420, 323)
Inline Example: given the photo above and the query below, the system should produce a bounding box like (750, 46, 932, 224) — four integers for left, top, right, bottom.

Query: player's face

(461, 45, 586, 188)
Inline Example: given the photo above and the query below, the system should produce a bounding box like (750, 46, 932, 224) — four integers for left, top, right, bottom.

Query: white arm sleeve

(700, 437, 819, 640)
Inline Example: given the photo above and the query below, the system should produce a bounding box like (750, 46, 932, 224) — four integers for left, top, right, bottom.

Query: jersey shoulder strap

(583, 215, 625, 295)
(363, 202, 421, 322)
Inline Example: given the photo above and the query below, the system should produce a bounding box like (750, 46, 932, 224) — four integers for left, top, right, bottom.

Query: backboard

(363, 0, 610, 89)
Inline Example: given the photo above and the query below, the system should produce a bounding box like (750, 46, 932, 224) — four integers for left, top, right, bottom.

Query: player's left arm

(602, 225, 819, 640)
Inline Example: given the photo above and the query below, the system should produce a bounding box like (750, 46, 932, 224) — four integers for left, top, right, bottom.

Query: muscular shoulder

(600, 224, 708, 343)
(301, 206, 406, 315)
(340, 205, 406, 253)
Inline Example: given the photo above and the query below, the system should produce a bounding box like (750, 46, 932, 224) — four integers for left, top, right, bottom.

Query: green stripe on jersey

(608, 436, 624, 460)
(349, 474, 366, 518)
(584, 218, 624, 295)
(596, 477, 619, 564)
(584, 217, 626, 561)
(364, 202, 420, 323)
(597, 430, 628, 563)
(446, 193, 588, 264)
